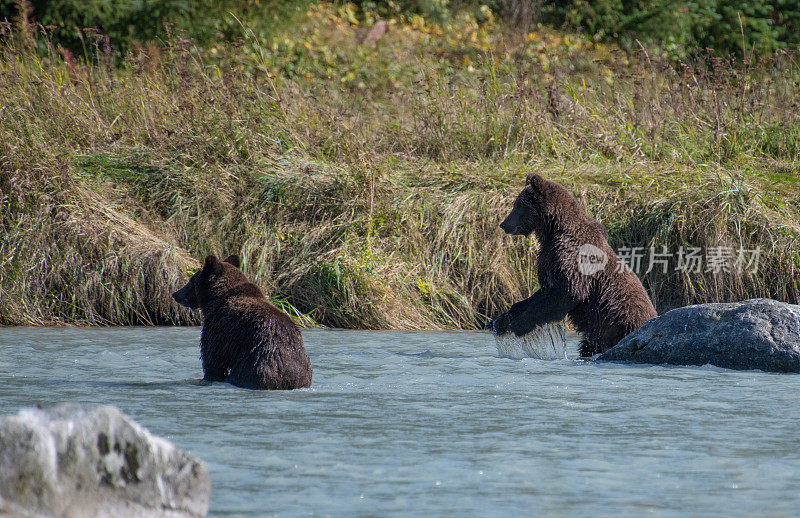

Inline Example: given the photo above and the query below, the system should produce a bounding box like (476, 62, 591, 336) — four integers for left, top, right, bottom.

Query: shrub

(539, 0, 800, 58)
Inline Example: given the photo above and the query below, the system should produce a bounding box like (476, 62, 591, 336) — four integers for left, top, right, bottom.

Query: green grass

(1, 4, 799, 328)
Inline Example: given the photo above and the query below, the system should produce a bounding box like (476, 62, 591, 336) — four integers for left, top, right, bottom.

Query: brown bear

(172, 254, 312, 389)
(491, 173, 657, 357)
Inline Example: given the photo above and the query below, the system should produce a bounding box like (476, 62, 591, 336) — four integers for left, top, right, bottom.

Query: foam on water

(493, 321, 568, 360)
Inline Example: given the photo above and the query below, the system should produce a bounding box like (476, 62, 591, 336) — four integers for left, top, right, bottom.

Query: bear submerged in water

(491, 174, 657, 357)
(172, 254, 312, 389)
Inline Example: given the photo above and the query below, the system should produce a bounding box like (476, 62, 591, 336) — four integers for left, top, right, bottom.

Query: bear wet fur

(492, 174, 657, 357)
(172, 254, 312, 389)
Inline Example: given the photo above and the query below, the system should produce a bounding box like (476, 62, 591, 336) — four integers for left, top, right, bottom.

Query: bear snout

(500, 216, 519, 235)
(171, 285, 197, 308)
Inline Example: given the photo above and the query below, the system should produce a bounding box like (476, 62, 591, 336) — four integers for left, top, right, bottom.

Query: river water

(1, 327, 798, 517)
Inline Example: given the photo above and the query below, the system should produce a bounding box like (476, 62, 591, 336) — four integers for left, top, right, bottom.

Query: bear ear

(223, 254, 240, 268)
(525, 173, 546, 193)
(203, 255, 223, 275)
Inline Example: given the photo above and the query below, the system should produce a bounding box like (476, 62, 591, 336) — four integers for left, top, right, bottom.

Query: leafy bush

(349, 0, 453, 20)
(0, 0, 189, 57)
(0, 0, 312, 58)
(539, 0, 800, 58)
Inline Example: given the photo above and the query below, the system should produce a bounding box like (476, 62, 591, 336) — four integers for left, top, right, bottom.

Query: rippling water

(1, 327, 799, 517)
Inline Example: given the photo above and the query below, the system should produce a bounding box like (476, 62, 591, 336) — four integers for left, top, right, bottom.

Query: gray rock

(0, 404, 210, 518)
(598, 298, 800, 372)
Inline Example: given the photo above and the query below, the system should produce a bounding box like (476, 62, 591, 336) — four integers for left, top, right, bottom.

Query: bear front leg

(202, 355, 228, 382)
(507, 288, 576, 337)
(490, 292, 540, 334)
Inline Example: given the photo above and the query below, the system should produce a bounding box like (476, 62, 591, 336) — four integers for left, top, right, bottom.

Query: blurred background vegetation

(1, 1, 798, 327)
(2, 0, 799, 60)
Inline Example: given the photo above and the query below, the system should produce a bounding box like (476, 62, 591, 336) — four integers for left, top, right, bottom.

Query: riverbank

(1, 4, 799, 327)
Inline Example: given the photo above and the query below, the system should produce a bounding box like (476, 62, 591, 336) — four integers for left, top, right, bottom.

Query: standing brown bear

(172, 254, 312, 389)
(491, 174, 657, 357)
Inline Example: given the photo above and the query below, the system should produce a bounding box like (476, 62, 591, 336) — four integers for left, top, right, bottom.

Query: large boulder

(0, 404, 210, 518)
(598, 298, 800, 372)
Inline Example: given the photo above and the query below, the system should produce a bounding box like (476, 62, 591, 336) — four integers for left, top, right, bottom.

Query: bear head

(172, 254, 241, 310)
(500, 173, 606, 242)
(499, 173, 553, 236)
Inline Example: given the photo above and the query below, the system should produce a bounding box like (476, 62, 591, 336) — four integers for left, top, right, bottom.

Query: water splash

(494, 321, 568, 360)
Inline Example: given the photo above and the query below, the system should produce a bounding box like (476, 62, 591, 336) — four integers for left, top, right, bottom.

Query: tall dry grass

(1, 9, 798, 328)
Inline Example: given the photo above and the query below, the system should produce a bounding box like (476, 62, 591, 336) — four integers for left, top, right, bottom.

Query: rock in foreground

(0, 404, 210, 517)
(598, 298, 800, 372)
